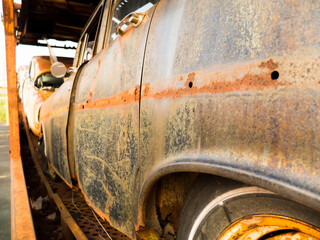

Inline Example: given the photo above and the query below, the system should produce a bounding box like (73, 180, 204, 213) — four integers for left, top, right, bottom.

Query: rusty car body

(39, 0, 320, 239)
(21, 56, 72, 135)
(17, 65, 28, 100)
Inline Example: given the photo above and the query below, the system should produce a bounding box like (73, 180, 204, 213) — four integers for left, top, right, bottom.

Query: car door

(40, 1, 106, 187)
(68, 1, 158, 237)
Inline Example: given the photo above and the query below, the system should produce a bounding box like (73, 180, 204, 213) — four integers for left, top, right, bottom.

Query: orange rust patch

(42, 63, 287, 118)
(73, 68, 284, 113)
(259, 58, 278, 71)
(41, 105, 69, 122)
(143, 83, 151, 97)
(76, 181, 123, 237)
(74, 85, 141, 112)
(134, 85, 140, 102)
(146, 71, 285, 100)
(184, 72, 196, 87)
(98, 47, 108, 68)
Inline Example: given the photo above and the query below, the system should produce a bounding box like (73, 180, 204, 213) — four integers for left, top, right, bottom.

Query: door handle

(116, 12, 145, 36)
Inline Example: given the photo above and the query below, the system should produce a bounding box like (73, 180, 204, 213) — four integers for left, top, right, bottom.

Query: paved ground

(0, 123, 10, 239)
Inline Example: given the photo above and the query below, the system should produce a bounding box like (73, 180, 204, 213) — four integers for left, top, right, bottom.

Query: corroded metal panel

(69, 8, 155, 239)
(40, 77, 75, 187)
(137, 0, 320, 227)
(38, 0, 320, 237)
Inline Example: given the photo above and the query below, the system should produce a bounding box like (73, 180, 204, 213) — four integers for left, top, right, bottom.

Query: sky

(0, 0, 77, 87)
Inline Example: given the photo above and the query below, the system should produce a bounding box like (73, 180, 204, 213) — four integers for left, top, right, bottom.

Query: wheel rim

(188, 187, 275, 240)
(218, 215, 320, 240)
(187, 186, 320, 240)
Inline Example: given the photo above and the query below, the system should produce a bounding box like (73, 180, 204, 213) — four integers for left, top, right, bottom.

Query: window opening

(108, 0, 159, 44)
(35, 72, 64, 90)
(74, 4, 103, 67)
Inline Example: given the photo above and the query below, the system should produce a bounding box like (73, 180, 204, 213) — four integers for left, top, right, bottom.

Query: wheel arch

(137, 156, 320, 231)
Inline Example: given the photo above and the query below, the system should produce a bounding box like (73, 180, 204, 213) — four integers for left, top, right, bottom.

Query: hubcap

(218, 215, 320, 240)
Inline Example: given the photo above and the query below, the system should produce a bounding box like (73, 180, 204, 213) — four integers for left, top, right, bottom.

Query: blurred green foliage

(0, 98, 7, 123)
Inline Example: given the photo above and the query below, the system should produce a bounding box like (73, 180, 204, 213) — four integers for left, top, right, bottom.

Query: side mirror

(51, 62, 67, 78)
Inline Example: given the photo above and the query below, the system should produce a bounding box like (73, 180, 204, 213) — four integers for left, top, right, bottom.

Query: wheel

(177, 175, 320, 240)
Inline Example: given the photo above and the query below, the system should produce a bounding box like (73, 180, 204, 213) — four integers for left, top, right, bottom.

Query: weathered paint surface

(41, 76, 75, 187)
(68, 8, 156, 238)
(31, 56, 52, 80)
(39, 0, 320, 239)
(137, 0, 320, 231)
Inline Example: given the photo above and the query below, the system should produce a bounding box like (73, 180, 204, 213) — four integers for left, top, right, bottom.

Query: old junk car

(38, 0, 320, 239)
(20, 56, 73, 136)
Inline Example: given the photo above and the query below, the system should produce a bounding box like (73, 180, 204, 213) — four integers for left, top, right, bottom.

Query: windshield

(35, 72, 64, 89)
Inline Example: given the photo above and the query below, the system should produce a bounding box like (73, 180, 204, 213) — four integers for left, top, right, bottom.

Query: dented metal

(39, 0, 320, 239)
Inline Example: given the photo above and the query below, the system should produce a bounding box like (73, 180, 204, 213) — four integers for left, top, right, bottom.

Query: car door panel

(41, 76, 75, 187)
(40, 1, 105, 190)
(69, 8, 155, 238)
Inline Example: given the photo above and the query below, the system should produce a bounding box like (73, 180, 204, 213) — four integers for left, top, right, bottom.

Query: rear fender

(137, 155, 320, 229)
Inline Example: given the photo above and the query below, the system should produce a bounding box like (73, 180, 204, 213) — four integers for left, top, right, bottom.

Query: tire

(177, 175, 320, 240)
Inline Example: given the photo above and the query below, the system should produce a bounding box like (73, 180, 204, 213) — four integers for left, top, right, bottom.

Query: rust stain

(156, 174, 197, 233)
(75, 85, 141, 112)
(75, 68, 281, 112)
(98, 47, 109, 69)
(134, 85, 140, 102)
(143, 83, 151, 97)
(37, 89, 54, 100)
(42, 59, 284, 119)
(76, 181, 133, 239)
(259, 58, 278, 71)
(184, 72, 196, 87)
(147, 71, 284, 101)
(243, 215, 254, 220)
(41, 105, 69, 122)
(136, 229, 161, 240)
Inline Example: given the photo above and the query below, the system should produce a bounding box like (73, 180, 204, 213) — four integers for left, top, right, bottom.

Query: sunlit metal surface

(218, 215, 320, 240)
(39, 0, 320, 239)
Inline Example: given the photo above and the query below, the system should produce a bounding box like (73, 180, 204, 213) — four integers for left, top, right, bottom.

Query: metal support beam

(2, 0, 36, 239)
